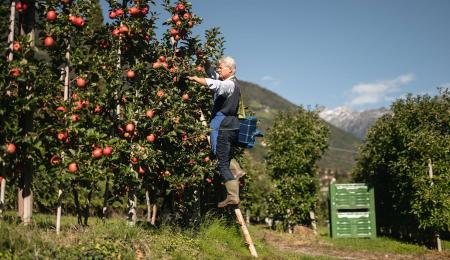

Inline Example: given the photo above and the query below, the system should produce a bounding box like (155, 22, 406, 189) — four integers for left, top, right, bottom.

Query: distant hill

(240, 80, 361, 176)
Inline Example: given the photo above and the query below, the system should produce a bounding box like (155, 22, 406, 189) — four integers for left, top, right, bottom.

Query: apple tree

(353, 89, 450, 245)
(265, 107, 329, 230)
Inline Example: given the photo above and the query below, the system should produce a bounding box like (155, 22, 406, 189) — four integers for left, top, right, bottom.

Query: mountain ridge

(318, 106, 388, 139)
(239, 80, 361, 175)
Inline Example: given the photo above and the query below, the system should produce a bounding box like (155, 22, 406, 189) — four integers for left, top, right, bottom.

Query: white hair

(219, 56, 236, 71)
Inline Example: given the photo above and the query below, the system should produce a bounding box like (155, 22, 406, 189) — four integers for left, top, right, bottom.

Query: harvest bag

(238, 95, 263, 148)
(238, 116, 259, 148)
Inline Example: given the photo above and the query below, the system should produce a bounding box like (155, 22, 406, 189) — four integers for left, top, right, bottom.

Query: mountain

(319, 106, 389, 139)
(240, 81, 361, 176)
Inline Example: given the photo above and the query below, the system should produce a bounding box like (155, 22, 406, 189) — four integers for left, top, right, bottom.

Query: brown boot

(230, 159, 246, 179)
(218, 180, 240, 208)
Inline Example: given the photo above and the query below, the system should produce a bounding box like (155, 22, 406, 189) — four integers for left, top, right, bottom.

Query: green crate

(329, 183, 376, 238)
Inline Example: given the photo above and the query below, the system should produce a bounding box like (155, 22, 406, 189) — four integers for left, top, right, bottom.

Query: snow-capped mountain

(319, 106, 389, 139)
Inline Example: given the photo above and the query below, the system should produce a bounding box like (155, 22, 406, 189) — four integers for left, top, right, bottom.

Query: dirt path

(255, 229, 449, 260)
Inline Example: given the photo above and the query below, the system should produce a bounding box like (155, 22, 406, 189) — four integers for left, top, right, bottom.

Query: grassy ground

(0, 212, 448, 259)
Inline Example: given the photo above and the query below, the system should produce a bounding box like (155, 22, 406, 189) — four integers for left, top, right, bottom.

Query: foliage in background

(354, 89, 450, 243)
(265, 107, 329, 229)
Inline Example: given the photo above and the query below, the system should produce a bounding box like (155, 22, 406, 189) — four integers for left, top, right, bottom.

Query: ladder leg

(234, 208, 258, 258)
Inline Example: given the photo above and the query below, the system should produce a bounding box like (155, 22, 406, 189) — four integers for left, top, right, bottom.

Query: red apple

(71, 114, 79, 122)
(6, 143, 16, 154)
(57, 132, 67, 141)
(125, 123, 135, 132)
(157, 90, 164, 97)
(182, 93, 189, 101)
(16, 2, 23, 11)
(172, 14, 180, 22)
(138, 166, 145, 174)
(47, 10, 57, 21)
(170, 28, 179, 36)
(50, 155, 61, 165)
(187, 21, 193, 28)
(76, 77, 86, 88)
(56, 106, 66, 112)
(152, 62, 161, 69)
(73, 100, 83, 110)
(119, 25, 128, 33)
(146, 109, 155, 118)
(176, 21, 182, 27)
(74, 17, 84, 27)
(158, 55, 166, 62)
(183, 13, 190, 20)
(130, 157, 138, 164)
(109, 11, 116, 19)
(92, 147, 103, 158)
(94, 104, 101, 113)
(176, 3, 185, 11)
(126, 70, 135, 78)
(44, 36, 55, 47)
(61, 0, 70, 5)
(12, 42, 20, 51)
(103, 146, 112, 156)
(115, 9, 124, 16)
(10, 68, 20, 77)
(146, 134, 156, 142)
(203, 156, 210, 163)
(112, 29, 121, 37)
(68, 162, 77, 173)
(128, 6, 139, 15)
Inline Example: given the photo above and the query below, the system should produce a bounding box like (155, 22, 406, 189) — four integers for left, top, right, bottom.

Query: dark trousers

(216, 129, 238, 182)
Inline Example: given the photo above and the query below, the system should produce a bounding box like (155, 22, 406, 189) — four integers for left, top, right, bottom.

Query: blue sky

(101, 0, 450, 110)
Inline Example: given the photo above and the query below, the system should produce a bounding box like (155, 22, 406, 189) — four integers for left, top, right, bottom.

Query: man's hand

(188, 76, 207, 86)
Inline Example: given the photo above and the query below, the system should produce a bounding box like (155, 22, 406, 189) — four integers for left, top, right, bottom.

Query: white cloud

(349, 73, 414, 106)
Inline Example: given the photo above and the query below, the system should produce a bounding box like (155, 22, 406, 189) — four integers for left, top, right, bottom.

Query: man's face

(217, 62, 234, 80)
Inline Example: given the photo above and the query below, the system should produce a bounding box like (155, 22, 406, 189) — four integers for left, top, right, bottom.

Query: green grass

(1, 213, 447, 259)
(322, 236, 428, 254)
(0, 212, 294, 259)
(318, 225, 437, 255)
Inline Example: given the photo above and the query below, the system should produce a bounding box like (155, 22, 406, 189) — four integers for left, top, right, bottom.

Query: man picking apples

(188, 56, 245, 208)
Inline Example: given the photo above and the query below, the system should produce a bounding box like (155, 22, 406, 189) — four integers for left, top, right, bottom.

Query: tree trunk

(83, 189, 92, 226)
(102, 177, 109, 221)
(17, 0, 35, 226)
(72, 185, 82, 225)
(151, 204, 157, 225)
(127, 189, 137, 226)
(7, 0, 16, 62)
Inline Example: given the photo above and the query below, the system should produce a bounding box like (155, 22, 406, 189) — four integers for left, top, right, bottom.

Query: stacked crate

(329, 183, 376, 238)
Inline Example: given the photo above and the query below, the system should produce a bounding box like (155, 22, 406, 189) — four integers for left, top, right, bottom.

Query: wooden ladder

(234, 206, 258, 257)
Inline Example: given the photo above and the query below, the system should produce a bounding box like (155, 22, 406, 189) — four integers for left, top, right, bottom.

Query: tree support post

(234, 206, 258, 258)
(56, 189, 63, 234)
(428, 159, 442, 252)
(0, 167, 5, 215)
